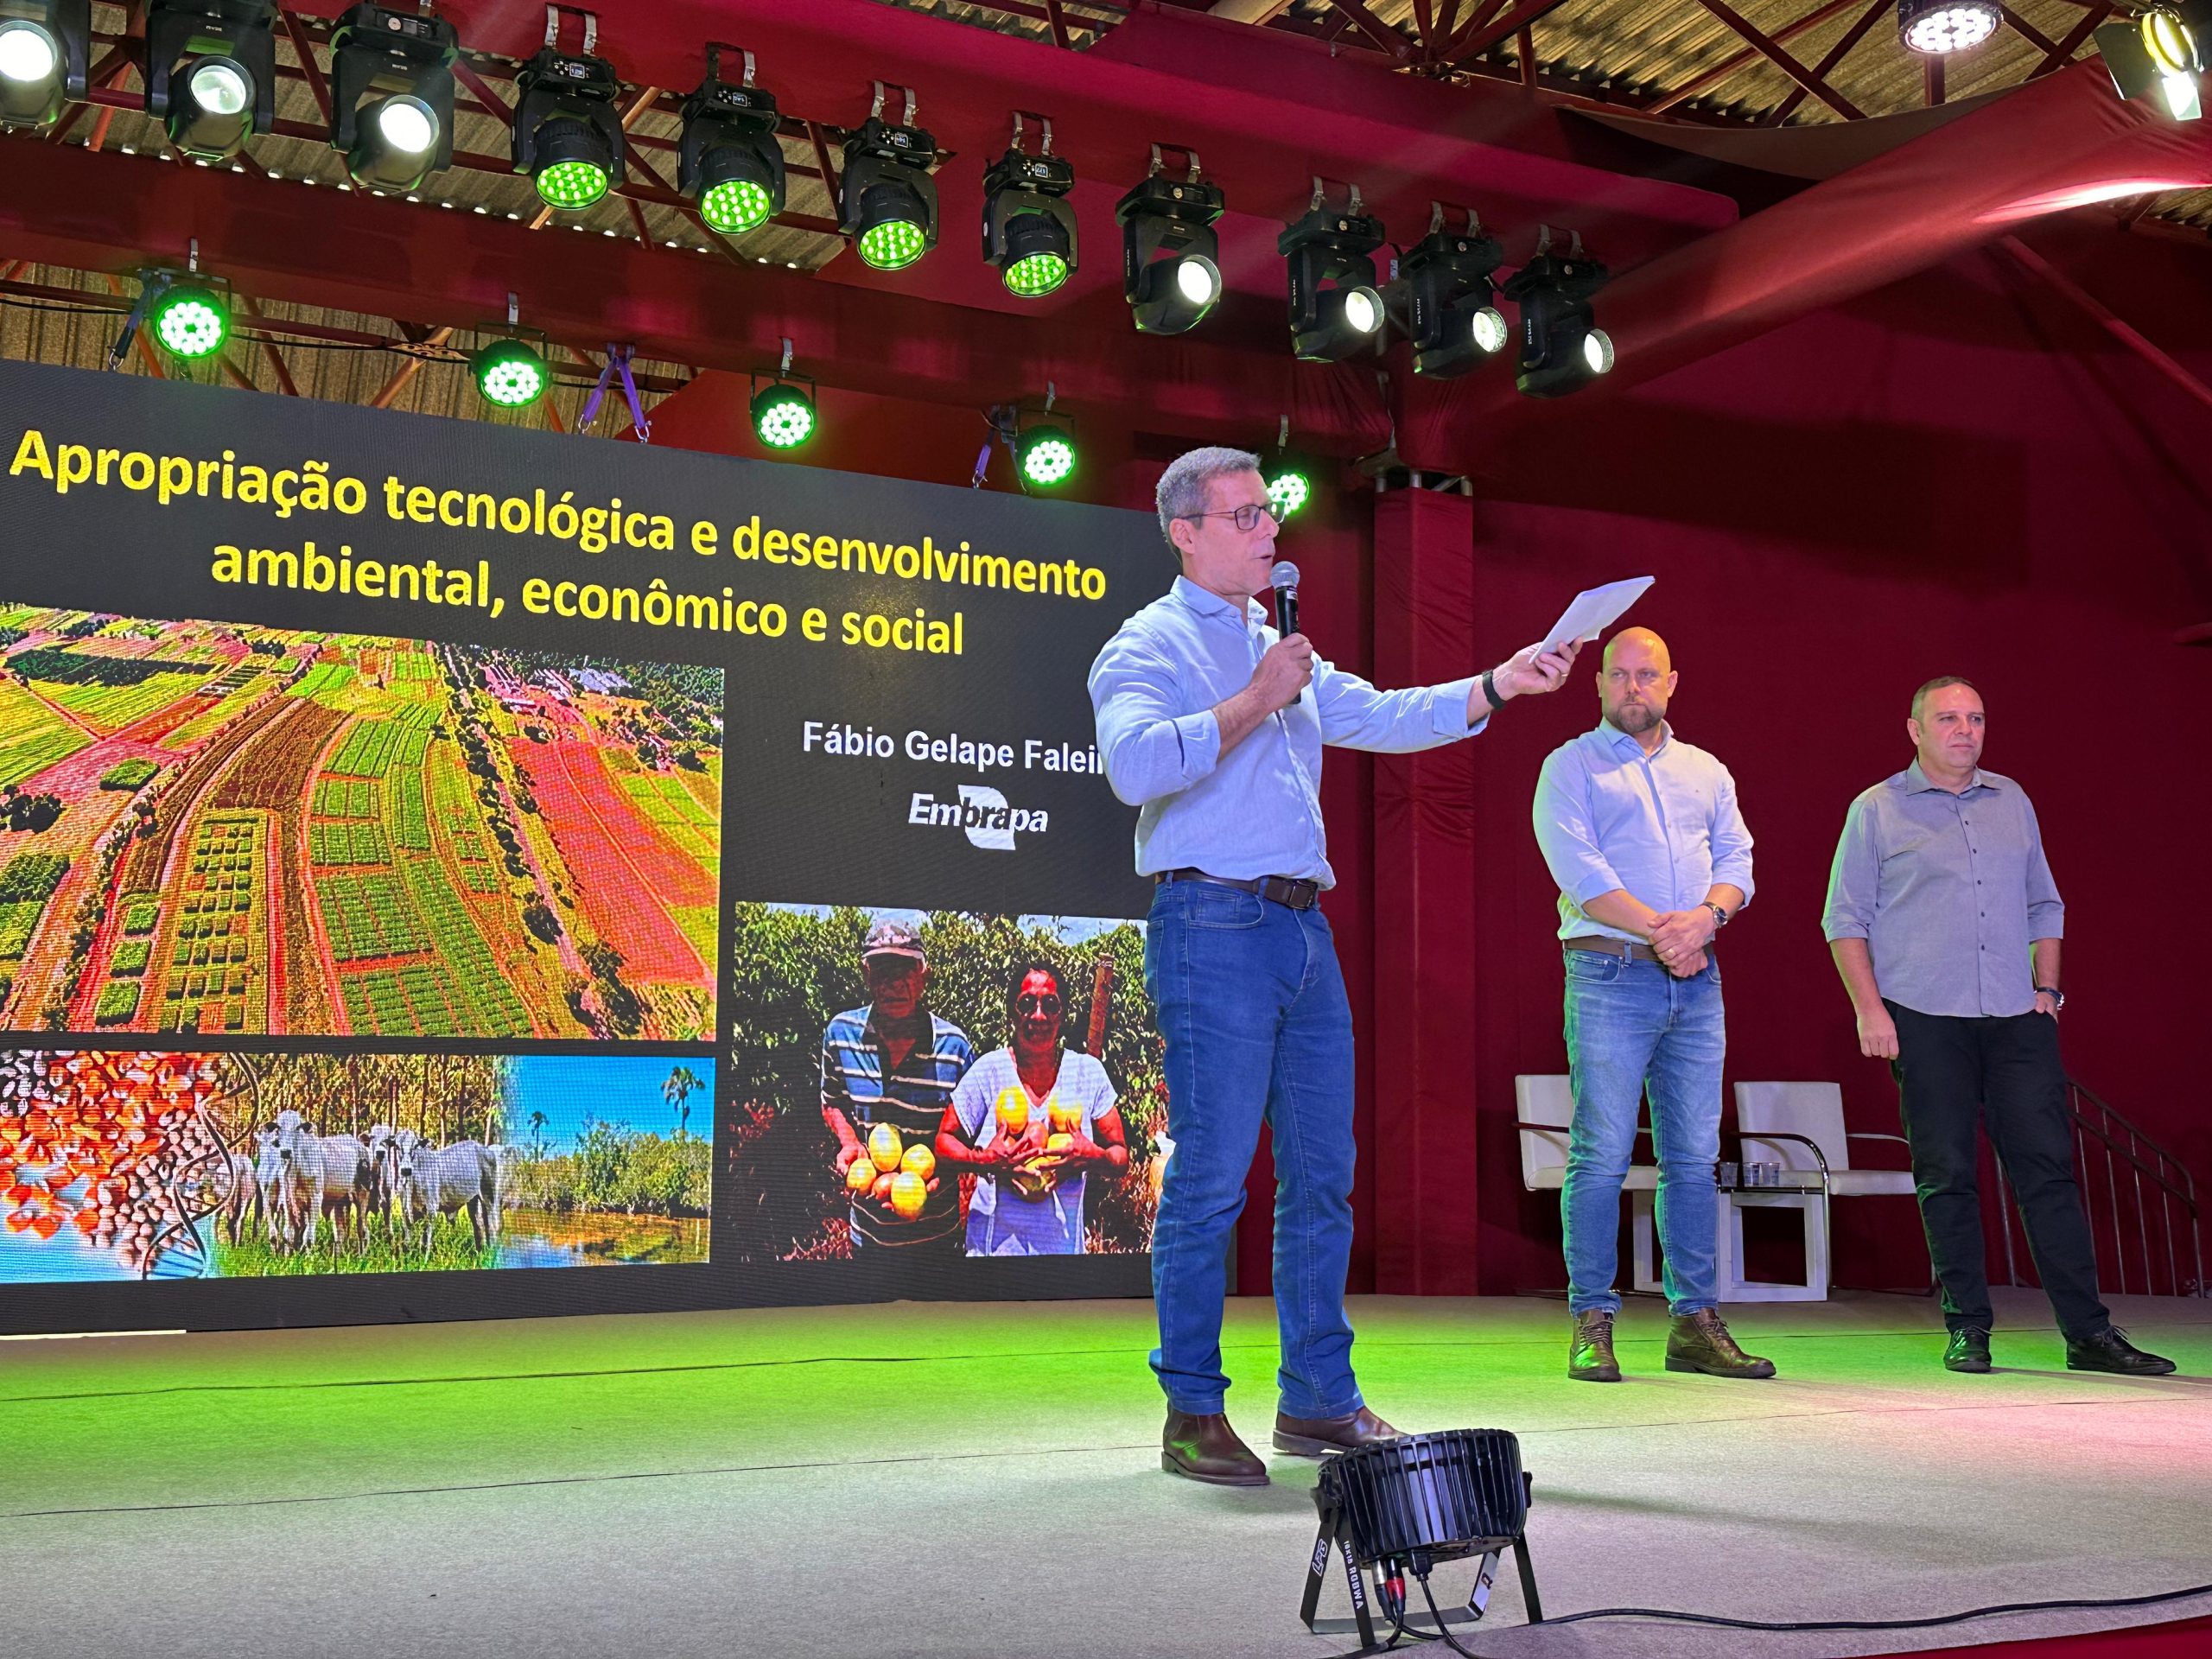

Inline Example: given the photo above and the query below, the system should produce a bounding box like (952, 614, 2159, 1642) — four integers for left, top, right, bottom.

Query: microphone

(1270, 561, 1301, 706)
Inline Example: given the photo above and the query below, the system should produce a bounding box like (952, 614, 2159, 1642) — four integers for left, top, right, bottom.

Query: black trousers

(1888, 1001, 2109, 1338)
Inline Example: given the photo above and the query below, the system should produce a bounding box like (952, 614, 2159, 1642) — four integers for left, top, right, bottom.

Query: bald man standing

(1533, 628, 1771, 1382)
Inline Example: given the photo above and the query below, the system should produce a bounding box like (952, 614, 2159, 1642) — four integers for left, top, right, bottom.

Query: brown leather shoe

(1569, 1309, 1621, 1382)
(1665, 1309, 1777, 1378)
(1272, 1405, 1400, 1458)
(1161, 1411, 1268, 1486)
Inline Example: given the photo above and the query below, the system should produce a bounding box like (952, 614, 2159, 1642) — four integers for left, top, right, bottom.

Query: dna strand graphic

(140, 1053, 261, 1281)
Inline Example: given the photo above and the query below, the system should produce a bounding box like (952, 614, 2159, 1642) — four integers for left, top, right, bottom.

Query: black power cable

(1335, 1569, 2212, 1657)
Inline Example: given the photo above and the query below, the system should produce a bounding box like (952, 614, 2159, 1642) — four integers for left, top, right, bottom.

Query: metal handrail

(1991, 1076, 2204, 1299)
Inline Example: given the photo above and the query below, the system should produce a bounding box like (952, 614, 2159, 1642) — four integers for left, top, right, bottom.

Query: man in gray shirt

(1822, 677, 2172, 1376)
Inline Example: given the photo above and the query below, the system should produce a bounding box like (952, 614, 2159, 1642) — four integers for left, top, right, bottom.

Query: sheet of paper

(1541, 576, 1655, 652)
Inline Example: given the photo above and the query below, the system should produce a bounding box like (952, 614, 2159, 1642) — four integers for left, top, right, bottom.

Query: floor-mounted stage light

(1503, 227, 1612, 399)
(680, 47, 785, 237)
(982, 114, 1077, 299)
(1299, 1430, 1544, 1649)
(1116, 150, 1224, 334)
(1897, 0, 2000, 54)
(1403, 208, 1509, 380)
(2097, 7, 2207, 120)
(0, 2, 88, 130)
(144, 0, 276, 162)
(328, 3, 455, 193)
(513, 40, 626, 211)
(751, 378, 816, 450)
(840, 85, 938, 271)
(1280, 182, 1387, 362)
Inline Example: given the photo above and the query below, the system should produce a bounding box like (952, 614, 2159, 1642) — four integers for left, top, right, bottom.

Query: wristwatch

(1480, 669, 1508, 712)
(1700, 901, 1730, 931)
(2035, 985, 2065, 1011)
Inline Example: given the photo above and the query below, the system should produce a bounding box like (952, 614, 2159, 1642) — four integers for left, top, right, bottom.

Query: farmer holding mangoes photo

(939, 963, 1129, 1255)
(820, 921, 974, 1255)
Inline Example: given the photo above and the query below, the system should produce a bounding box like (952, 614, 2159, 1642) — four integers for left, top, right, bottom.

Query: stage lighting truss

(840, 84, 939, 271)
(1300, 1429, 1545, 1652)
(1116, 149, 1224, 335)
(1402, 207, 1509, 381)
(982, 113, 1078, 299)
(328, 3, 456, 194)
(143, 0, 276, 162)
(750, 373, 817, 451)
(1897, 0, 2000, 55)
(1502, 227, 1613, 400)
(679, 47, 786, 238)
(2097, 5, 2208, 120)
(0, 1, 89, 130)
(512, 37, 626, 212)
(1280, 181, 1387, 363)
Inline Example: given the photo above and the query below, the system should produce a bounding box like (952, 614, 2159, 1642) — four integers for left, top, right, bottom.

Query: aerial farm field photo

(0, 606, 722, 1041)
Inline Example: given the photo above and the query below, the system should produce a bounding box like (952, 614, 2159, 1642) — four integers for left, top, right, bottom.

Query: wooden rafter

(1645, 0, 1866, 117)
(1763, 0, 1892, 125)
(1325, 0, 1417, 61)
(1442, 0, 1577, 65)
(1693, 0, 1866, 120)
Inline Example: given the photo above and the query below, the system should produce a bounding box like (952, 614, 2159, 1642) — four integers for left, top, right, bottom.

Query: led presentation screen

(0, 359, 1163, 1332)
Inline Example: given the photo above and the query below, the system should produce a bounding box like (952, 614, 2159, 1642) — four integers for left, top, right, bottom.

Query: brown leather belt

(1155, 868, 1323, 912)
(1564, 935, 1667, 965)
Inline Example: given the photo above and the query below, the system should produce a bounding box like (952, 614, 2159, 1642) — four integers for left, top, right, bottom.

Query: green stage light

(701, 175, 773, 235)
(840, 113, 939, 272)
(752, 382, 815, 449)
(474, 339, 547, 409)
(1003, 251, 1068, 298)
(512, 48, 624, 213)
(682, 60, 785, 238)
(149, 282, 228, 359)
(1018, 425, 1075, 488)
(858, 216, 928, 270)
(536, 153, 608, 210)
(1266, 464, 1311, 520)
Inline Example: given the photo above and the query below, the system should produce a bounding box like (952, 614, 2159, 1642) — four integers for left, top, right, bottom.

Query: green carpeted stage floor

(4, 1290, 2209, 1657)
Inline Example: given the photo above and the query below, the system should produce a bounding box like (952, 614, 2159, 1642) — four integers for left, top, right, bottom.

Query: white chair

(1516, 1074, 1666, 1294)
(1733, 1081, 1926, 1297)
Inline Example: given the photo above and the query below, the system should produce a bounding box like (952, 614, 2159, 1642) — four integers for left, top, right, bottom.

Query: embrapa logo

(908, 785, 1050, 851)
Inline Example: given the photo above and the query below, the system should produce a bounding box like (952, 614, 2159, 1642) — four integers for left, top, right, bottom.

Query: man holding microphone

(1089, 446, 1579, 1486)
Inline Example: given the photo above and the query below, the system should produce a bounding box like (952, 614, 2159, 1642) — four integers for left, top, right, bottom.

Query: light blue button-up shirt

(1531, 721, 1755, 944)
(1087, 575, 1484, 887)
(1821, 762, 2063, 1020)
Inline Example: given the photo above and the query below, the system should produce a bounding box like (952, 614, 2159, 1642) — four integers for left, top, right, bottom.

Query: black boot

(1569, 1309, 1621, 1382)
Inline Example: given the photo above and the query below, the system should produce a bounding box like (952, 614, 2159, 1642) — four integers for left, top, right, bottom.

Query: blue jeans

(1561, 948, 1725, 1317)
(1144, 880, 1359, 1420)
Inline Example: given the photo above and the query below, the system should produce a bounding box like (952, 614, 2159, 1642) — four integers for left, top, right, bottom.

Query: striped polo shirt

(821, 1004, 975, 1249)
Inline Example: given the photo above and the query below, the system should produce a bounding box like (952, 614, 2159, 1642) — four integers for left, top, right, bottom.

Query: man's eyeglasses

(1179, 503, 1279, 534)
(1015, 993, 1062, 1015)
